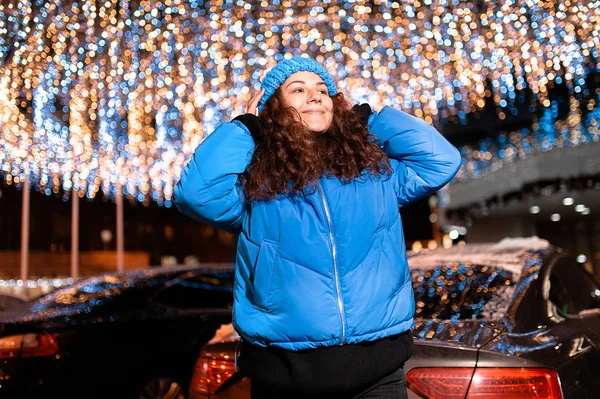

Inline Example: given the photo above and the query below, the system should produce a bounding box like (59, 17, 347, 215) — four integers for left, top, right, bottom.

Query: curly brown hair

(242, 90, 392, 201)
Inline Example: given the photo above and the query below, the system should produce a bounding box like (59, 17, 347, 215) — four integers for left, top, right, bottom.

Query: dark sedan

(188, 239, 600, 399)
(0, 264, 234, 399)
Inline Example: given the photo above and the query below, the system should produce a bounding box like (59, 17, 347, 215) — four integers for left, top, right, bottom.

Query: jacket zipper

(317, 182, 346, 345)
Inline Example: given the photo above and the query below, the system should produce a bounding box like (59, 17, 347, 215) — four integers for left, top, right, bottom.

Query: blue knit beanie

(257, 56, 337, 112)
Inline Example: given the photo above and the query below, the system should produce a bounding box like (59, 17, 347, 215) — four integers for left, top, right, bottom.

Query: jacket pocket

(380, 234, 404, 295)
(252, 239, 279, 311)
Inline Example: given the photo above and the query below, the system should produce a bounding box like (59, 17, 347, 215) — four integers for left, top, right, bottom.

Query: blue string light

(0, 1, 599, 204)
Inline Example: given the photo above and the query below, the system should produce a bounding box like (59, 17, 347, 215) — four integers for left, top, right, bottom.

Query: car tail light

(407, 367, 563, 399)
(407, 367, 473, 399)
(0, 333, 59, 359)
(467, 368, 563, 399)
(190, 357, 236, 395)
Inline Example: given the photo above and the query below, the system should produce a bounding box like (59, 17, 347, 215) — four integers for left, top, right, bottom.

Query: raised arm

(174, 90, 263, 231)
(368, 106, 461, 206)
(173, 120, 254, 231)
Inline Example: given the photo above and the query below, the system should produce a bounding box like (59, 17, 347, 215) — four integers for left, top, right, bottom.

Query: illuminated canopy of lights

(1, 0, 600, 206)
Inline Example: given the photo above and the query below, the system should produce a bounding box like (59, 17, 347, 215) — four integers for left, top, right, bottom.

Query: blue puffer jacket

(174, 106, 461, 351)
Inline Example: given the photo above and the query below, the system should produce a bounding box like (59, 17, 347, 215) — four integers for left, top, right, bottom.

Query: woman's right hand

(246, 88, 265, 116)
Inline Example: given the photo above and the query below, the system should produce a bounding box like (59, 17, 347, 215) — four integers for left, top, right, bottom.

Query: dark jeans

(250, 367, 408, 399)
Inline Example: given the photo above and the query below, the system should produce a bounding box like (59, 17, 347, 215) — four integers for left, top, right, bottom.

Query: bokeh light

(1, 0, 599, 205)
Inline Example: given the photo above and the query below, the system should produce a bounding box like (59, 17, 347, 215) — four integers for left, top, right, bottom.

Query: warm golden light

(0, 0, 598, 204)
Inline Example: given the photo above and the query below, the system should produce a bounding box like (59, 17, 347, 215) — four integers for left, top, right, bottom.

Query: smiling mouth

(303, 111, 325, 115)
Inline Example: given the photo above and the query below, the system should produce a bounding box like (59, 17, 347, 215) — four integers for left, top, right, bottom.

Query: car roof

(407, 237, 552, 279)
(31, 264, 234, 307)
(2, 264, 234, 325)
(77, 263, 234, 284)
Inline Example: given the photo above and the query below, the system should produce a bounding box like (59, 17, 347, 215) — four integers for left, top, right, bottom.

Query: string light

(446, 174, 600, 222)
(456, 97, 600, 182)
(1, 0, 599, 205)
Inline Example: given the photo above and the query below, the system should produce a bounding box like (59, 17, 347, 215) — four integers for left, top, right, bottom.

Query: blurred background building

(0, 0, 598, 281)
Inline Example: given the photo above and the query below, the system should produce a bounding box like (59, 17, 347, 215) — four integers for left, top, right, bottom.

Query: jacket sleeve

(368, 106, 461, 206)
(173, 120, 254, 232)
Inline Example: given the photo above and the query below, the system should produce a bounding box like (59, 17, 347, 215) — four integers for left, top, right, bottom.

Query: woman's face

(279, 71, 334, 133)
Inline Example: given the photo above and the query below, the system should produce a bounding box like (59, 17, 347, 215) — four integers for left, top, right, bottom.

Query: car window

(0, 294, 27, 310)
(30, 276, 136, 311)
(151, 272, 233, 310)
(412, 264, 514, 320)
(548, 259, 600, 315)
(29, 275, 167, 314)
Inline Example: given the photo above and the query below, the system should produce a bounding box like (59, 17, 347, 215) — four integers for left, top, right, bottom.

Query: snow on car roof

(407, 236, 550, 276)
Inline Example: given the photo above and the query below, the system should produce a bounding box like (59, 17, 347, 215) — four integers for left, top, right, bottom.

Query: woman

(175, 56, 461, 398)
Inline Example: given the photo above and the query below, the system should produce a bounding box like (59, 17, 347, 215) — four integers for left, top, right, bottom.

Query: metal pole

(20, 176, 30, 285)
(116, 185, 124, 272)
(71, 190, 79, 279)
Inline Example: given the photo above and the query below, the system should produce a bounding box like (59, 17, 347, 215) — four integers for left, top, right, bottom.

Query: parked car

(188, 238, 600, 399)
(0, 264, 234, 398)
